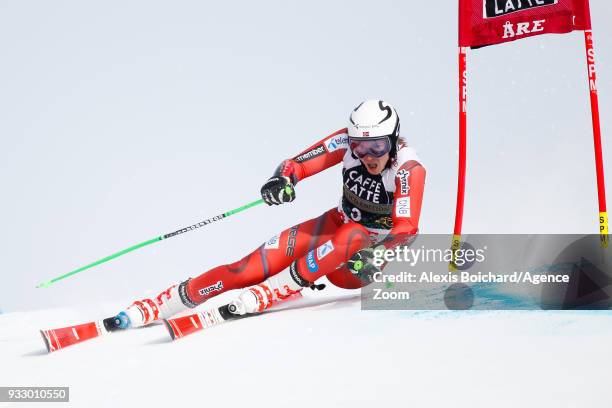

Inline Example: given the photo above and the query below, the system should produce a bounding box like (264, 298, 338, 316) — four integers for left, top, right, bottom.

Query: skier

(116, 99, 426, 328)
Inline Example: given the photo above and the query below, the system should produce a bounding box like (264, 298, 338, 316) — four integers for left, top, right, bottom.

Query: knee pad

(326, 267, 368, 289)
(332, 222, 371, 261)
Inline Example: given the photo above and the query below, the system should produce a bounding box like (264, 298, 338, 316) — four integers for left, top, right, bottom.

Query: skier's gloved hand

(261, 176, 296, 206)
(347, 246, 384, 283)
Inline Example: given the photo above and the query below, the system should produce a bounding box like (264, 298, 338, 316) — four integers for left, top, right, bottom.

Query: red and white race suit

(184, 128, 426, 303)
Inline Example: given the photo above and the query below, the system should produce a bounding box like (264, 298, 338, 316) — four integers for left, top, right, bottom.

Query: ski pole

(36, 198, 266, 288)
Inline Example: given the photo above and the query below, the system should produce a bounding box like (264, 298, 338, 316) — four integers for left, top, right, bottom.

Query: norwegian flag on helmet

(459, 0, 592, 48)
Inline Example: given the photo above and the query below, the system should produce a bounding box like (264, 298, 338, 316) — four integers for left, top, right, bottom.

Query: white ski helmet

(348, 99, 400, 158)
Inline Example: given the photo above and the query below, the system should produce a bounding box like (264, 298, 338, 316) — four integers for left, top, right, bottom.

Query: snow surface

(1, 288, 611, 408)
(1, 1, 611, 407)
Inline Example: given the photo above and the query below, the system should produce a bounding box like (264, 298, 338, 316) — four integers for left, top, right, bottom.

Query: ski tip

(163, 319, 177, 341)
(39, 330, 52, 353)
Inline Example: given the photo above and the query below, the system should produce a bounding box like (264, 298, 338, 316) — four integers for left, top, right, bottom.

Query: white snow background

(1, 1, 611, 407)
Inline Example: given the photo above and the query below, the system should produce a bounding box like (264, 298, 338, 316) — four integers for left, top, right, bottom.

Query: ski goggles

(349, 137, 392, 158)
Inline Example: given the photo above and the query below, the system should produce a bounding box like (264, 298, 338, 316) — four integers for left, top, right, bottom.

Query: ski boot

(108, 280, 197, 330)
(228, 261, 312, 316)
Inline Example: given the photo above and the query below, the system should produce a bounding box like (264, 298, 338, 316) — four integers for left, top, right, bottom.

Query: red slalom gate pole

(450, 46, 468, 270)
(584, 30, 609, 248)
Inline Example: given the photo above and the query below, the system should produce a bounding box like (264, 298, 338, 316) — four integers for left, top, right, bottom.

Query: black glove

(347, 246, 384, 283)
(261, 176, 296, 206)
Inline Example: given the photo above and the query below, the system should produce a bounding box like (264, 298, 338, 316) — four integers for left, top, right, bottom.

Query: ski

(164, 292, 303, 340)
(40, 316, 124, 353)
(164, 303, 243, 340)
(40, 292, 303, 351)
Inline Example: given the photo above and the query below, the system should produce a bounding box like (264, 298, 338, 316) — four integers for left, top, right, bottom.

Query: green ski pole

(37, 198, 265, 288)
